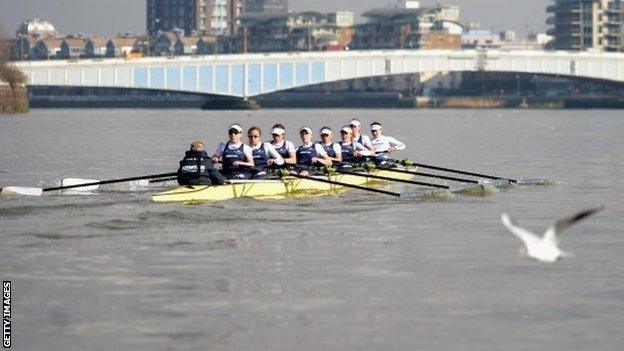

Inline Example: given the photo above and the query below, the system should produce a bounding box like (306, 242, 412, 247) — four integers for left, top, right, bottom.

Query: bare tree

(0, 22, 26, 90)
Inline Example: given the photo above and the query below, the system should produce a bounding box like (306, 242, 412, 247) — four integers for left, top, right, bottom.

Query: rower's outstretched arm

(389, 137, 406, 151)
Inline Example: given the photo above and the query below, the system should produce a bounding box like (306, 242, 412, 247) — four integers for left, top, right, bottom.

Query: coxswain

(318, 126, 342, 164)
(293, 126, 332, 176)
(369, 121, 406, 163)
(211, 123, 254, 179)
(177, 140, 227, 186)
(247, 126, 284, 178)
(270, 123, 297, 165)
(338, 126, 374, 166)
(348, 118, 375, 153)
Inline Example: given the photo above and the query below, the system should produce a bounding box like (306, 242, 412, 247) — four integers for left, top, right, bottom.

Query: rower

(338, 126, 374, 166)
(247, 126, 284, 179)
(318, 126, 342, 164)
(348, 118, 375, 153)
(370, 122, 406, 165)
(270, 123, 297, 165)
(211, 123, 254, 179)
(293, 126, 332, 176)
(178, 140, 227, 186)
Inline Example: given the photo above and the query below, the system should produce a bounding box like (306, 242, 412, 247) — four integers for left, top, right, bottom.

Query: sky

(0, 0, 548, 38)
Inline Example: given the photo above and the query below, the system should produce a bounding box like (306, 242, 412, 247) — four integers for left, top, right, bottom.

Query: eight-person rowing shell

(179, 119, 405, 184)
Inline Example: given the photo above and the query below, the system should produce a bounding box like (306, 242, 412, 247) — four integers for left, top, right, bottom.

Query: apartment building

(547, 0, 623, 51)
(243, 0, 288, 13)
(350, 3, 462, 50)
(147, 0, 237, 36)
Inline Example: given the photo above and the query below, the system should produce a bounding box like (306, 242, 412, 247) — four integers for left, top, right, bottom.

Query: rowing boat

(152, 168, 415, 203)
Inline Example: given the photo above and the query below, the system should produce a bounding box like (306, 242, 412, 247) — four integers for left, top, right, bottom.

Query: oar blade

(61, 178, 100, 192)
(479, 179, 511, 187)
(516, 178, 556, 186)
(449, 183, 499, 196)
(0, 186, 44, 197)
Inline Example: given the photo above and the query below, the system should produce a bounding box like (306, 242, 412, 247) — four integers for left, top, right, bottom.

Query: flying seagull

(501, 206, 604, 263)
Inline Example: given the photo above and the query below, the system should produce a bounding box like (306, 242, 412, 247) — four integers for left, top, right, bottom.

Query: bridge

(14, 50, 624, 99)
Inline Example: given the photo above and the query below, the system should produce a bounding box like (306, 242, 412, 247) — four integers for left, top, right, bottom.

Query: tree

(0, 22, 26, 90)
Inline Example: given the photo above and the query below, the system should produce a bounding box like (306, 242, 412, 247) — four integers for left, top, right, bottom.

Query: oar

(288, 173, 401, 197)
(336, 169, 451, 189)
(379, 167, 481, 184)
(397, 159, 518, 183)
(150, 177, 178, 184)
(1, 172, 177, 197)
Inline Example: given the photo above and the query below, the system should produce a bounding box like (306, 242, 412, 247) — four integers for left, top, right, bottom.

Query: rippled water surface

(1, 109, 623, 350)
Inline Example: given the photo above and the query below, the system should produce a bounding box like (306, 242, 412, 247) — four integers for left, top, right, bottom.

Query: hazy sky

(0, 0, 548, 37)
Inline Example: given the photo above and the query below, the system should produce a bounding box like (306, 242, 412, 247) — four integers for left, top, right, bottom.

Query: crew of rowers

(177, 119, 405, 185)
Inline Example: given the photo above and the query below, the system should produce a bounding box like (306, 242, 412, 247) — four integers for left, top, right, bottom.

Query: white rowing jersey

(371, 135, 406, 153)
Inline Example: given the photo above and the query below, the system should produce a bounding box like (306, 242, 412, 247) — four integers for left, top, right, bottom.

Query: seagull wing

(544, 206, 605, 244)
(501, 213, 541, 245)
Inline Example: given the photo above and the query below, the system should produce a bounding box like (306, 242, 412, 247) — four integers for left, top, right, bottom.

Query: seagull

(501, 206, 604, 263)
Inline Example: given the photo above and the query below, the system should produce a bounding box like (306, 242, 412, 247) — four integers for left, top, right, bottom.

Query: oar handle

(43, 172, 178, 192)
(337, 169, 449, 189)
(288, 173, 401, 197)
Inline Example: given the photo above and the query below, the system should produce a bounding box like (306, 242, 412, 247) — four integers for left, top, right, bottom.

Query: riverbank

(24, 87, 624, 110)
(0, 84, 29, 114)
(415, 96, 624, 109)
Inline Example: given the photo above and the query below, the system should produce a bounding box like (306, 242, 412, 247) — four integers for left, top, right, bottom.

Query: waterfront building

(106, 37, 140, 58)
(147, 0, 237, 36)
(234, 11, 354, 53)
(16, 18, 58, 38)
(327, 12, 355, 28)
(84, 38, 109, 58)
(10, 34, 38, 60)
(31, 38, 64, 60)
(175, 36, 202, 54)
(243, 0, 288, 13)
(197, 36, 218, 53)
(350, 3, 462, 50)
(153, 31, 181, 56)
(547, 0, 622, 51)
(462, 30, 501, 49)
(59, 37, 87, 59)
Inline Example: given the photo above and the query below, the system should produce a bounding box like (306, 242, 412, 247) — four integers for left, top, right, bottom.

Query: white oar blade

(479, 179, 511, 187)
(516, 178, 556, 186)
(449, 184, 499, 196)
(61, 178, 100, 191)
(0, 186, 43, 197)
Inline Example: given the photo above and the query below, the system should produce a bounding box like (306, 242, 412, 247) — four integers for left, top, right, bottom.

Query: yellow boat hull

(152, 169, 415, 203)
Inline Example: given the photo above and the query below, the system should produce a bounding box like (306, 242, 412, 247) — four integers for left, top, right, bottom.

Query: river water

(1, 109, 623, 350)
